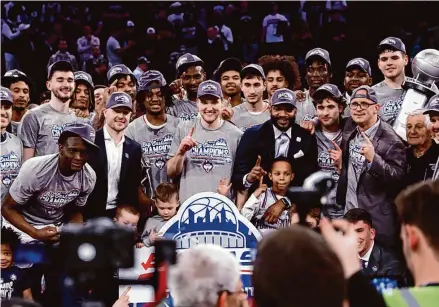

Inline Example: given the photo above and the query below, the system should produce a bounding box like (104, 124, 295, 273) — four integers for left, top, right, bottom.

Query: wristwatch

(280, 197, 292, 210)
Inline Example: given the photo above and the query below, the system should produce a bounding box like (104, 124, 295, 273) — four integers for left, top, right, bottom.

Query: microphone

(393, 49, 439, 141)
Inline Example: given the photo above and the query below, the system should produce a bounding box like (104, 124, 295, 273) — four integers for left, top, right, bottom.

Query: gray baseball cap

(138, 70, 167, 92)
(378, 37, 406, 53)
(312, 84, 343, 100)
(47, 60, 74, 79)
(424, 94, 439, 115)
(176, 53, 204, 76)
(137, 56, 151, 65)
(240, 64, 266, 80)
(0, 86, 13, 104)
(271, 88, 297, 108)
(3, 69, 30, 83)
(346, 58, 372, 76)
(60, 122, 98, 149)
(351, 85, 378, 104)
(197, 80, 223, 99)
(305, 48, 331, 66)
(106, 92, 133, 110)
(74, 71, 94, 88)
(107, 64, 136, 84)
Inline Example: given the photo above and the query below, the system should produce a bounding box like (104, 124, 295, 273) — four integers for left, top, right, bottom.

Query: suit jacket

(363, 242, 404, 278)
(337, 120, 407, 246)
(232, 120, 319, 190)
(84, 128, 142, 219)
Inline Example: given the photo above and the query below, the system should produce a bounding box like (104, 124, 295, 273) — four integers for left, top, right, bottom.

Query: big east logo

(118, 192, 262, 305)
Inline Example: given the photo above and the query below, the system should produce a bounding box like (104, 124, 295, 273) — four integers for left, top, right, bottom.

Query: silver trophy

(393, 49, 439, 140)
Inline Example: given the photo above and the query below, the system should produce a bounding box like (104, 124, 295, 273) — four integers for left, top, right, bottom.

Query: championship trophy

(393, 49, 439, 140)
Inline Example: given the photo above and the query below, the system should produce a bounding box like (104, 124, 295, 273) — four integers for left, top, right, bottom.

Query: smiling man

(343, 58, 373, 117)
(372, 37, 409, 125)
(424, 94, 439, 142)
(18, 61, 79, 161)
(1, 122, 97, 243)
(167, 80, 243, 202)
(231, 64, 270, 132)
(1, 70, 32, 135)
(337, 85, 406, 247)
(214, 58, 243, 107)
(70, 71, 96, 122)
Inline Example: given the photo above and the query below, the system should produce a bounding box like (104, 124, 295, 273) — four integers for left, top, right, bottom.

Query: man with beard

(232, 88, 318, 222)
(343, 58, 372, 117)
(312, 84, 345, 219)
(107, 64, 138, 118)
(18, 61, 79, 161)
(405, 109, 439, 186)
(1, 70, 31, 135)
(1, 87, 23, 203)
(336, 85, 406, 247)
(424, 94, 439, 142)
(125, 70, 179, 201)
(214, 58, 244, 108)
(70, 71, 95, 123)
(373, 37, 410, 125)
(167, 53, 206, 122)
(231, 64, 270, 132)
(84, 92, 141, 220)
(167, 80, 243, 202)
(295, 48, 332, 123)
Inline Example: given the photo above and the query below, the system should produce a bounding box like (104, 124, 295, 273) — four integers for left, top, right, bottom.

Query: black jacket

(232, 119, 319, 190)
(84, 128, 142, 219)
(337, 120, 407, 246)
(362, 242, 404, 279)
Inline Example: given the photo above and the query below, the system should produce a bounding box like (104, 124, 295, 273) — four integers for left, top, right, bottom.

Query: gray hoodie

(141, 215, 167, 247)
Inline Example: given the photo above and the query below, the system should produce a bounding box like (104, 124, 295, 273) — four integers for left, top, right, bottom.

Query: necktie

(361, 259, 367, 270)
(276, 133, 289, 158)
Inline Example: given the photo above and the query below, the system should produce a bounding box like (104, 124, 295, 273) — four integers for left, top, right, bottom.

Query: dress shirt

(103, 126, 125, 210)
(359, 241, 374, 269)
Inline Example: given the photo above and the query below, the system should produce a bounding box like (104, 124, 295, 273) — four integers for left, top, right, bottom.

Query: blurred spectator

(168, 244, 246, 307)
(83, 44, 104, 72)
(133, 56, 150, 80)
(90, 57, 108, 86)
(39, 90, 50, 104)
(167, 2, 184, 27)
(106, 26, 132, 68)
(202, 27, 226, 77)
(1, 10, 23, 71)
(76, 25, 100, 66)
(47, 38, 79, 71)
(261, 2, 289, 56)
(121, 20, 138, 69)
(213, 11, 234, 54)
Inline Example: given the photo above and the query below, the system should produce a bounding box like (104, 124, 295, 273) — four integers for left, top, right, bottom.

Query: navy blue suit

(84, 128, 142, 219)
(232, 120, 319, 190)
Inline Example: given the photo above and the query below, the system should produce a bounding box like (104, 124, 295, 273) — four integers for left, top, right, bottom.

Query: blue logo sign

(160, 192, 262, 299)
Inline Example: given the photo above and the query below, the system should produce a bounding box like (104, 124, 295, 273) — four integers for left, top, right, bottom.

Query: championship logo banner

(119, 192, 262, 306)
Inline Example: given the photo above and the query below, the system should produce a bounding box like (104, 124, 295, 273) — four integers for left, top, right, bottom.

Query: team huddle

(1, 34, 439, 306)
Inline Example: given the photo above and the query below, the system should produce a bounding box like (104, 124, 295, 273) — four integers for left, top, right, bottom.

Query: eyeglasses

(350, 101, 376, 110)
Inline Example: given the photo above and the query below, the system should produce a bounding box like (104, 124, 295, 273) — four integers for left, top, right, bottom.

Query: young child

(113, 205, 140, 231)
(0, 227, 33, 301)
(241, 158, 294, 235)
(141, 183, 179, 247)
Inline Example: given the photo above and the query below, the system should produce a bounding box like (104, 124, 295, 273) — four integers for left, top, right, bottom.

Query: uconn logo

(177, 57, 188, 67)
(109, 66, 123, 77)
(309, 49, 325, 57)
(0, 90, 10, 100)
(114, 94, 130, 104)
(75, 72, 89, 81)
(381, 38, 396, 45)
(349, 59, 365, 67)
(201, 83, 217, 93)
(277, 91, 294, 101)
(320, 85, 334, 92)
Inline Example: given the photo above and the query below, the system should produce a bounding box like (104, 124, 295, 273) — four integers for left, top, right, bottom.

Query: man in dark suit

(337, 85, 407, 247)
(232, 88, 318, 217)
(84, 91, 142, 219)
(344, 208, 404, 279)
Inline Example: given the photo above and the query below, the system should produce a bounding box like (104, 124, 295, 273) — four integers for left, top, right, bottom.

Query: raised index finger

(361, 132, 372, 144)
(110, 78, 118, 88)
(121, 286, 131, 297)
(188, 127, 195, 137)
(255, 155, 261, 167)
(331, 140, 341, 150)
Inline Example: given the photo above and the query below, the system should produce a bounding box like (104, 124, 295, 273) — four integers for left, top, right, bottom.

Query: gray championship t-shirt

(315, 129, 343, 218)
(168, 118, 243, 202)
(166, 99, 199, 123)
(345, 120, 380, 211)
(231, 103, 270, 132)
(17, 103, 79, 157)
(125, 114, 180, 197)
(295, 90, 317, 123)
(8, 153, 96, 226)
(1, 132, 23, 202)
(10, 121, 19, 136)
(373, 81, 405, 125)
